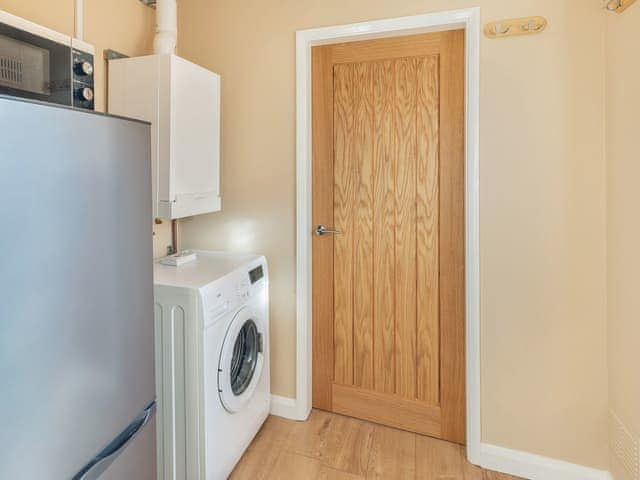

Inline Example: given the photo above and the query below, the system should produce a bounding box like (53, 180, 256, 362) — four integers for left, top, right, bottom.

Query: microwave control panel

(72, 49, 94, 111)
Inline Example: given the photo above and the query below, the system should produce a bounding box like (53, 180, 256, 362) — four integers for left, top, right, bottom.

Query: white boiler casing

(109, 54, 221, 219)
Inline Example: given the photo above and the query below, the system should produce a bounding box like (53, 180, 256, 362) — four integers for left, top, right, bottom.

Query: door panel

(333, 62, 356, 386)
(312, 30, 465, 444)
(372, 60, 396, 396)
(393, 56, 418, 401)
(352, 62, 375, 390)
(416, 55, 440, 405)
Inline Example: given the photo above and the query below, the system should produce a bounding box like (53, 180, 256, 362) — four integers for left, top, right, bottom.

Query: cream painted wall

(177, 0, 609, 469)
(0, 0, 172, 258)
(0, 0, 612, 470)
(606, 6, 640, 480)
(0, 0, 73, 35)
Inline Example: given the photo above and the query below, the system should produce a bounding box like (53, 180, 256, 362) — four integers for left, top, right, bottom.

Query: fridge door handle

(72, 400, 156, 480)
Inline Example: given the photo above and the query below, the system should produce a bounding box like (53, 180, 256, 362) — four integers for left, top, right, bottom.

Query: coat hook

(522, 19, 544, 32)
(492, 23, 511, 35)
(604, 0, 637, 12)
(484, 16, 548, 39)
(605, 0, 621, 10)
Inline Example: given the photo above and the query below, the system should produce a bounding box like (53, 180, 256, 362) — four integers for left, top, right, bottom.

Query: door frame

(294, 7, 481, 463)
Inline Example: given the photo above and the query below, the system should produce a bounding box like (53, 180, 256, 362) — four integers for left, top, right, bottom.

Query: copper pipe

(171, 219, 178, 255)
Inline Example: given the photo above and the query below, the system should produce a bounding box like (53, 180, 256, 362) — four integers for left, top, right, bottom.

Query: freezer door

(74, 402, 156, 480)
(0, 97, 156, 479)
(100, 413, 158, 480)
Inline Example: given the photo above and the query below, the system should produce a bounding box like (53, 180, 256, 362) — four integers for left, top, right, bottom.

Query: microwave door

(0, 21, 70, 106)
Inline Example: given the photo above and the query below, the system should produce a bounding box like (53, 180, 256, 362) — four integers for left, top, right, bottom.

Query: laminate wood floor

(231, 409, 523, 480)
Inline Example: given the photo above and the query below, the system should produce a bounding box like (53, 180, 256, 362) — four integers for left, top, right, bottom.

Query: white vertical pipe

(74, 0, 83, 40)
(153, 0, 177, 55)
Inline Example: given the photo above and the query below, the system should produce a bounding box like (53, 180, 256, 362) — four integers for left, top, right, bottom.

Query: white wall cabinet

(109, 54, 221, 219)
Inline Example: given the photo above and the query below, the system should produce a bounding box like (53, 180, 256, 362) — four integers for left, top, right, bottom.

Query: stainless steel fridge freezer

(0, 96, 156, 479)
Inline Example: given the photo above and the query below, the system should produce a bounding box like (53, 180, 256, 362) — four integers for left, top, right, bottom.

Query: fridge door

(0, 97, 156, 479)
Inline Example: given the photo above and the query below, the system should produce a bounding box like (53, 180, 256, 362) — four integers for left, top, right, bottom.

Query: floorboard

(231, 410, 523, 480)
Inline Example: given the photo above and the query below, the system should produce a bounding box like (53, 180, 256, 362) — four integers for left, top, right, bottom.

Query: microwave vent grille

(0, 56, 23, 87)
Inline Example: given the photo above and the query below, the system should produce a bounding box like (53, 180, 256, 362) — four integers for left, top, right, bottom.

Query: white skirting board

(476, 443, 613, 480)
(270, 395, 305, 420)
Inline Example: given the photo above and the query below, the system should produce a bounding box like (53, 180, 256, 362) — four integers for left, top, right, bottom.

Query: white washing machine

(153, 251, 270, 480)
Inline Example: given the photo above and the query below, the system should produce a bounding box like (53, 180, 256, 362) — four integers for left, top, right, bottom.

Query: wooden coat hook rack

(484, 16, 548, 39)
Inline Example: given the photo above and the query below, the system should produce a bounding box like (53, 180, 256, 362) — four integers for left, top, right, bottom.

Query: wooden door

(311, 30, 465, 444)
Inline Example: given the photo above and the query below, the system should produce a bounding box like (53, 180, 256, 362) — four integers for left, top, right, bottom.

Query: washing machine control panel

(236, 280, 251, 301)
(200, 257, 268, 328)
(203, 286, 234, 325)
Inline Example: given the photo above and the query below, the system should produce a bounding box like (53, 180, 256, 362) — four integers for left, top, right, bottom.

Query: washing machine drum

(218, 307, 265, 413)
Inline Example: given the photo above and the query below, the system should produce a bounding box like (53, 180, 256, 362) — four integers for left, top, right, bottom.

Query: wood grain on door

(312, 30, 465, 444)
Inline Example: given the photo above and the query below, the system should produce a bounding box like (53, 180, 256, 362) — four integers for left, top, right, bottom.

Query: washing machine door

(218, 306, 266, 413)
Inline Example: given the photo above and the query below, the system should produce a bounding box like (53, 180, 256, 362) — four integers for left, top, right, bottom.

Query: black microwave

(0, 11, 95, 110)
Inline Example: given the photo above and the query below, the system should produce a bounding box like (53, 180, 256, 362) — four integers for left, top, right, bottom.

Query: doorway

(311, 30, 466, 444)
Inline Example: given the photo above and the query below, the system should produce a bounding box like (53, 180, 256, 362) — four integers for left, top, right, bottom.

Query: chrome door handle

(314, 225, 341, 236)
